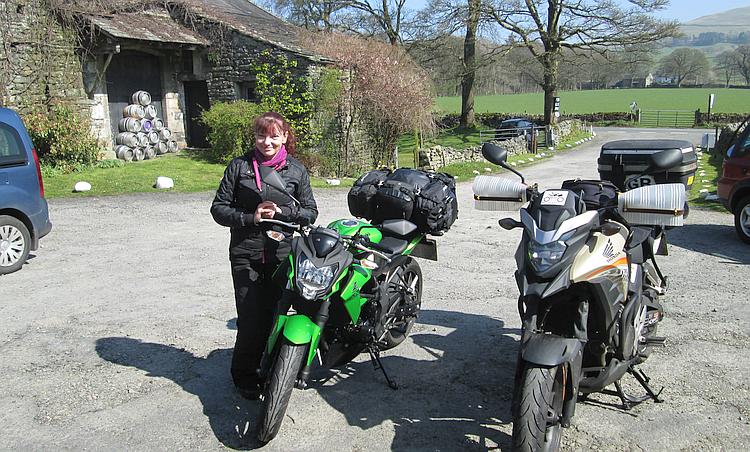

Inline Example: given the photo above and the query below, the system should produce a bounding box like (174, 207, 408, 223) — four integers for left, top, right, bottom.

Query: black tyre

(257, 341, 306, 443)
(379, 258, 422, 350)
(734, 196, 750, 245)
(512, 365, 566, 452)
(0, 215, 31, 275)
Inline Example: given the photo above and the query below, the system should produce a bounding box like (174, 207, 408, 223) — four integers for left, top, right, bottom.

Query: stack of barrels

(113, 90, 179, 162)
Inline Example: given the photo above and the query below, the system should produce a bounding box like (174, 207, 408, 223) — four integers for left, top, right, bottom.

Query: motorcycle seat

(379, 219, 418, 239)
(377, 236, 409, 254)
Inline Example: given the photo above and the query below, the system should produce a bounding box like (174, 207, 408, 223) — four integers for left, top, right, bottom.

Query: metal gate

(638, 110, 695, 128)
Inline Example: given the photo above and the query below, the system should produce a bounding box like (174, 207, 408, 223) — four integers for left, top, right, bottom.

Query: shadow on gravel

(310, 309, 520, 450)
(667, 224, 750, 265)
(95, 338, 264, 450)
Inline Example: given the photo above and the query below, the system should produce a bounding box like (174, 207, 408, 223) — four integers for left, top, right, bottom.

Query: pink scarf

(252, 145, 288, 190)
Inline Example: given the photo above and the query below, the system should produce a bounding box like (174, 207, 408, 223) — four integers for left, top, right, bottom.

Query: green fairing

(340, 264, 372, 323)
(279, 314, 322, 366)
(328, 218, 383, 243)
(266, 315, 288, 355)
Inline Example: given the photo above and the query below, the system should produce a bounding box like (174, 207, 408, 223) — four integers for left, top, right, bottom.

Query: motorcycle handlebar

(258, 218, 301, 232)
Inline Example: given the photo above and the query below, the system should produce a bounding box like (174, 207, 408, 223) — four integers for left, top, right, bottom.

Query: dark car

(718, 126, 750, 244)
(0, 107, 52, 274)
(494, 118, 536, 141)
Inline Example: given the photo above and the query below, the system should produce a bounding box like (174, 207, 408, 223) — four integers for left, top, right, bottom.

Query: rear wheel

(379, 258, 422, 350)
(0, 215, 31, 275)
(512, 365, 566, 452)
(257, 341, 306, 443)
(734, 196, 750, 244)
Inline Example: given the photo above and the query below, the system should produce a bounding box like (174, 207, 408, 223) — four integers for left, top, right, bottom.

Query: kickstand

(368, 346, 398, 390)
(606, 367, 664, 409)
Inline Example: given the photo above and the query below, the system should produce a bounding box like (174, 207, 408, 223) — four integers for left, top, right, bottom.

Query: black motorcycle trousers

(230, 262, 282, 390)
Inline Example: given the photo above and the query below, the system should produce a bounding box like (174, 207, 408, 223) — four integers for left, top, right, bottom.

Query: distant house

(2, 0, 330, 154)
(612, 73, 654, 89)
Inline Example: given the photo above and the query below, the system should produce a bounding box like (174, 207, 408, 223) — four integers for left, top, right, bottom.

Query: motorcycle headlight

(297, 255, 337, 300)
(528, 240, 567, 273)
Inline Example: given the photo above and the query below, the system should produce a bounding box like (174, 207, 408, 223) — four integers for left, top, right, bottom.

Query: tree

(262, 0, 345, 30)
(482, 0, 677, 124)
(733, 45, 750, 86)
(658, 48, 710, 87)
(716, 50, 739, 87)
(305, 33, 434, 168)
(460, 0, 481, 127)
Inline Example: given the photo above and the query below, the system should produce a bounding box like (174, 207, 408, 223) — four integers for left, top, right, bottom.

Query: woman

(211, 111, 318, 399)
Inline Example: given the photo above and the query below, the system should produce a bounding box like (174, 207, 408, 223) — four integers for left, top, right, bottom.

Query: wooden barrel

(143, 145, 156, 160)
(147, 131, 160, 144)
(136, 132, 149, 147)
(152, 118, 164, 131)
(155, 141, 168, 155)
(122, 104, 145, 119)
(132, 147, 145, 161)
(115, 132, 139, 147)
(158, 128, 172, 140)
(118, 117, 142, 133)
(167, 140, 178, 153)
(131, 90, 152, 106)
(114, 145, 134, 162)
(144, 105, 157, 119)
(141, 119, 153, 132)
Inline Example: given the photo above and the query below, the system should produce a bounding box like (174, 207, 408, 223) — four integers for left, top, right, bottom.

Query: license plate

(625, 175, 656, 189)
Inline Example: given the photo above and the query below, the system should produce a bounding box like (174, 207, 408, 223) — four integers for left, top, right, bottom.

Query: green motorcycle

(255, 215, 436, 442)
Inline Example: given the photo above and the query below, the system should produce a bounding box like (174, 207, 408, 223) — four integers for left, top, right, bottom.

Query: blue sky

(403, 1, 749, 23)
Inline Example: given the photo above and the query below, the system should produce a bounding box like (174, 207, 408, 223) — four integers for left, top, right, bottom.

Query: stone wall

(0, 0, 88, 112)
(418, 119, 588, 171)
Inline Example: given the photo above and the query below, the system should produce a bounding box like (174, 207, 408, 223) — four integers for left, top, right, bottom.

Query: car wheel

(0, 215, 31, 275)
(734, 196, 750, 245)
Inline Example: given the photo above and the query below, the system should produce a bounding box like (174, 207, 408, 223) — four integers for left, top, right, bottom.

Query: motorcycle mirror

(498, 218, 523, 230)
(482, 142, 508, 165)
(645, 148, 682, 174)
(482, 142, 525, 184)
(257, 165, 300, 206)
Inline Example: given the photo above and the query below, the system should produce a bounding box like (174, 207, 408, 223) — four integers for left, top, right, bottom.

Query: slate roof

(83, 0, 328, 62)
(86, 9, 209, 46)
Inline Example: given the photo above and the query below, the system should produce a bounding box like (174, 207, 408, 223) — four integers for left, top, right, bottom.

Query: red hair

(253, 111, 296, 155)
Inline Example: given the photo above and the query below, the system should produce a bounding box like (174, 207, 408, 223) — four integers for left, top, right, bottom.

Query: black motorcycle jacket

(211, 153, 318, 265)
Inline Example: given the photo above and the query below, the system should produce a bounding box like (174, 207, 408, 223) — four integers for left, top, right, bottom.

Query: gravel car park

(1, 128, 748, 450)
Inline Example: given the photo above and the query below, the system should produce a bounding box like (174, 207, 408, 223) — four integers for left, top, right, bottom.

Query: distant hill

(679, 6, 750, 38)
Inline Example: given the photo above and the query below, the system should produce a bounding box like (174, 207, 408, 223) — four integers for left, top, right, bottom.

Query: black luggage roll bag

(348, 169, 391, 219)
(561, 179, 618, 211)
(413, 177, 458, 234)
(372, 179, 418, 223)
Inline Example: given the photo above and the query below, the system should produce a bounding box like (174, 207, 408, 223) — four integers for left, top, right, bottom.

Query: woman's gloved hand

(253, 201, 281, 224)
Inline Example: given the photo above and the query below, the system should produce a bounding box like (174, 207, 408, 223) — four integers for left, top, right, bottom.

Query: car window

(735, 129, 750, 158)
(0, 123, 27, 167)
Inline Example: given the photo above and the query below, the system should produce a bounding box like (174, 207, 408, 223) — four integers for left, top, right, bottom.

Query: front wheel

(512, 365, 567, 452)
(257, 341, 306, 443)
(734, 196, 750, 244)
(379, 258, 422, 350)
(0, 215, 31, 275)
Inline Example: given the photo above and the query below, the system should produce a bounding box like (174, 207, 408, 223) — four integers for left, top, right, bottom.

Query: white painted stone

(484, 167, 492, 172)
(472, 170, 480, 175)
(705, 194, 720, 201)
(699, 189, 708, 193)
(155, 176, 174, 189)
(325, 179, 341, 185)
(73, 181, 91, 192)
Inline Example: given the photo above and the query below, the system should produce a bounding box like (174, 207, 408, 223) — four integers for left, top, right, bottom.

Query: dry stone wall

(419, 120, 587, 171)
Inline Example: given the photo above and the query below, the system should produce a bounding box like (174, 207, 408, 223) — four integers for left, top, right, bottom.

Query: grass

(43, 151, 357, 199)
(688, 148, 723, 210)
(435, 88, 750, 115)
(397, 125, 486, 165)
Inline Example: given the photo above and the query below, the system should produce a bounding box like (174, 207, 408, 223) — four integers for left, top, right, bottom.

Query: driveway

(1, 127, 747, 450)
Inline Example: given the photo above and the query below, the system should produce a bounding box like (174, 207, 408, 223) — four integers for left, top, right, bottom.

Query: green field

(436, 88, 750, 115)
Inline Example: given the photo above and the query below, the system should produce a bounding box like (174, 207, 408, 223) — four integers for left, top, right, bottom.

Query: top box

(598, 139, 697, 191)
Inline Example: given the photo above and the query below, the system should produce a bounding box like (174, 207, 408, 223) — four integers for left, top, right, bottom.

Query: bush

(200, 101, 263, 163)
(23, 106, 103, 172)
